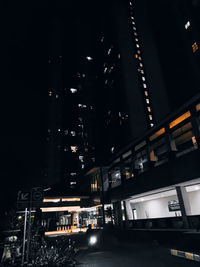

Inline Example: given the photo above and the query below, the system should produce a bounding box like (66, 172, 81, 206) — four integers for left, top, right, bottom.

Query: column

(176, 186, 191, 228)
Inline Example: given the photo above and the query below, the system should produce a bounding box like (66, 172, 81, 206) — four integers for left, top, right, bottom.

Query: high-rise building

(45, 6, 102, 193)
(85, 0, 200, 229)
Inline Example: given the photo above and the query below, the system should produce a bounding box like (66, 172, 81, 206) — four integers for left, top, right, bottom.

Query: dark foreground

(76, 240, 198, 267)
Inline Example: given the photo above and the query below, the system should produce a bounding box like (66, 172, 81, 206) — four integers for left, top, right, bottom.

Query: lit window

(134, 32, 138, 36)
(131, 16, 134, 20)
(150, 128, 165, 141)
(137, 50, 141, 54)
(147, 106, 151, 112)
(104, 67, 108, 73)
(71, 146, 78, 153)
(82, 73, 86, 78)
(135, 38, 138, 42)
(139, 56, 142, 61)
(118, 53, 121, 59)
(141, 70, 144, 74)
(78, 104, 87, 108)
(149, 115, 153, 120)
(79, 155, 84, 162)
(143, 83, 147, 88)
(132, 21, 135, 25)
(108, 48, 112, 55)
(144, 91, 148, 96)
(58, 128, 61, 132)
(70, 88, 77, 93)
(139, 63, 143, 67)
(133, 27, 136, 30)
(136, 44, 140, 48)
(70, 181, 77, 185)
(71, 131, 76, 136)
(185, 21, 190, 30)
(86, 56, 93, 61)
(192, 42, 198, 53)
(129, 2, 132, 5)
(56, 94, 59, 98)
(169, 111, 191, 128)
(135, 54, 139, 59)
(81, 164, 84, 169)
(111, 147, 115, 153)
(49, 91, 52, 96)
(70, 172, 76, 176)
(146, 99, 149, 104)
(150, 123, 154, 127)
(142, 76, 145, 81)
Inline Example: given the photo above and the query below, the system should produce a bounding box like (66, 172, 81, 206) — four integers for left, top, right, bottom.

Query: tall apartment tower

(97, 0, 200, 157)
(46, 8, 100, 193)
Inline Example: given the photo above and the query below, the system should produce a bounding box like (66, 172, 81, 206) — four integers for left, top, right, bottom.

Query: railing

(107, 95, 200, 189)
(124, 215, 200, 230)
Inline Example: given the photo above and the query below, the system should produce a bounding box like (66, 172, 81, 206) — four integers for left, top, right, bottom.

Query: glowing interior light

(70, 88, 77, 93)
(185, 21, 190, 30)
(86, 56, 93, 61)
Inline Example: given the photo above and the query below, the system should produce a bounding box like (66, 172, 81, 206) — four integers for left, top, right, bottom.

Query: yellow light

(135, 54, 138, 59)
(41, 206, 81, 212)
(192, 42, 198, 53)
(196, 103, 200, 111)
(169, 111, 191, 129)
(61, 198, 80, 202)
(43, 198, 61, 203)
(150, 128, 165, 141)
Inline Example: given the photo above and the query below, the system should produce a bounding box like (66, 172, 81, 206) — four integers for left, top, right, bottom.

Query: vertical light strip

(129, 1, 154, 128)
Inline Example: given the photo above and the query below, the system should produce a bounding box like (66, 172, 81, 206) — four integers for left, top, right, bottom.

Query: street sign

(17, 188, 44, 210)
(31, 187, 43, 207)
(18, 191, 30, 202)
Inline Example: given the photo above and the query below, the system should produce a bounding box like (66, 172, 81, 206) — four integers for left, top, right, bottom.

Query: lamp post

(100, 167, 105, 225)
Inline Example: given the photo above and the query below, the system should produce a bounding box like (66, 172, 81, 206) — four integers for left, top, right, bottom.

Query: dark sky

(1, 2, 107, 211)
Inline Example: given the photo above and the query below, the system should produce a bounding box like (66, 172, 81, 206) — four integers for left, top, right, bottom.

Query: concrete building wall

(188, 190, 200, 215)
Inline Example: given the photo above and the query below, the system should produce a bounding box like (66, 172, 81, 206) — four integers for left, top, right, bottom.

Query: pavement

(75, 241, 198, 267)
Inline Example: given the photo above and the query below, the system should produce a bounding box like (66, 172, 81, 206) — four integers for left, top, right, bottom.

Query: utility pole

(21, 208, 28, 266)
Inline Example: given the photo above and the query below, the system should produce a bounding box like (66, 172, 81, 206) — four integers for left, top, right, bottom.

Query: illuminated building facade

(87, 0, 200, 229)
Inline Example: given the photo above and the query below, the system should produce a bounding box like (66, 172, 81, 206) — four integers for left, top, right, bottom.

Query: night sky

(1, 1, 107, 211)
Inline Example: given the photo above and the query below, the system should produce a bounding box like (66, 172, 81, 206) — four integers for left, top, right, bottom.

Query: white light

(58, 128, 61, 132)
(89, 236, 97, 246)
(86, 56, 93, 61)
(185, 21, 190, 30)
(71, 146, 78, 153)
(70, 88, 77, 93)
